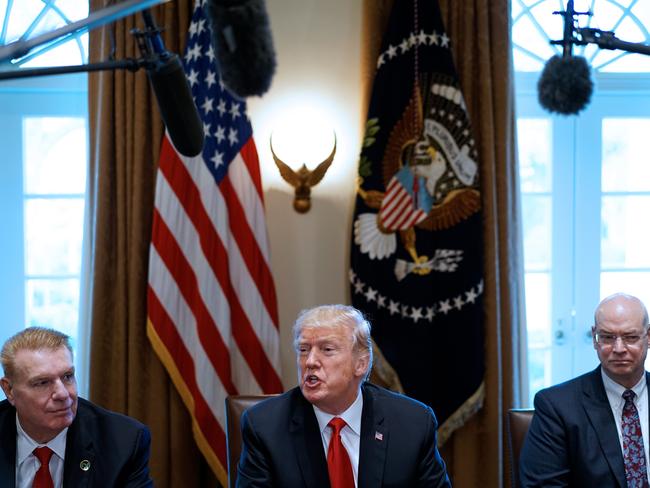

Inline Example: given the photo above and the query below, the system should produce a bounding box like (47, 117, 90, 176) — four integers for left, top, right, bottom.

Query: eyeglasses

(595, 332, 647, 347)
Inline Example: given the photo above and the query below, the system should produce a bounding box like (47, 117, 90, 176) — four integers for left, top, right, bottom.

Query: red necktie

(327, 418, 355, 488)
(32, 447, 54, 488)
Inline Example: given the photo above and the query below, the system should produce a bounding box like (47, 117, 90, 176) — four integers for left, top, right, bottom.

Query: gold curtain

(362, 1, 525, 487)
(87, 1, 217, 485)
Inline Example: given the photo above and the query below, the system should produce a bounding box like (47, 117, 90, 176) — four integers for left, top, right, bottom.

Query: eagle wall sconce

(269, 132, 337, 213)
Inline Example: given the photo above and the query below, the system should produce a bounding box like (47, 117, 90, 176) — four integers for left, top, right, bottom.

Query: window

(513, 0, 650, 405)
(0, 1, 89, 393)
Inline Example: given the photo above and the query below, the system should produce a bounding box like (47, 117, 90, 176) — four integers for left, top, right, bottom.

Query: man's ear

(0, 377, 14, 405)
(592, 326, 598, 350)
(354, 352, 370, 378)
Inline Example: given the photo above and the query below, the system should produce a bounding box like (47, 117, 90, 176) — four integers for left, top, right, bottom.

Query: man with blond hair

(0, 327, 152, 487)
(521, 293, 650, 487)
(237, 304, 450, 487)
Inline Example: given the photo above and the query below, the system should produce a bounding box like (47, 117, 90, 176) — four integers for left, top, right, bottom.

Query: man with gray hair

(0, 326, 152, 487)
(237, 304, 450, 487)
(521, 293, 650, 486)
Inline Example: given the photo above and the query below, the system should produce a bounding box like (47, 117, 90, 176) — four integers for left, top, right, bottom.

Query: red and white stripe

(147, 136, 282, 480)
(379, 176, 428, 230)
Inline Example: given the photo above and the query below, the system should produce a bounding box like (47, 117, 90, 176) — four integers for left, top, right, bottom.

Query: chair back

(506, 408, 534, 488)
(225, 394, 277, 488)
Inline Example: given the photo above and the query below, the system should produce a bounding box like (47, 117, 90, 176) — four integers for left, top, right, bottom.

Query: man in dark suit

(0, 326, 152, 487)
(237, 304, 450, 487)
(520, 293, 650, 487)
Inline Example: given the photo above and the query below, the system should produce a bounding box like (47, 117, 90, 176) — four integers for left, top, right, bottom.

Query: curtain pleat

(86, 0, 523, 485)
(362, 1, 525, 486)
(87, 1, 217, 485)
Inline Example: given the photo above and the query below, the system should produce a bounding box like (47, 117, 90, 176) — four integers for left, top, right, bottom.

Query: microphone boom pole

(0, 0, 171, 64)
(0, 0, 205, 157)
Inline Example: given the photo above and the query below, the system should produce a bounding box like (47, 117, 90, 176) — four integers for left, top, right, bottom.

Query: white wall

(247, 0, 363, 388)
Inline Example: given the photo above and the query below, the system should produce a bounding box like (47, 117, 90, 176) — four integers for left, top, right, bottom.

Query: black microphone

(141, 10, 204, 157)
(537, 0, 594, 115)
(205, 0, 276, 98)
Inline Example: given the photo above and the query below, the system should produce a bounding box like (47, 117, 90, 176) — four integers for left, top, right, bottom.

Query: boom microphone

(141, 10, 204, 157)
(205, 0, 276, 98)
(537, 0, 593, 115)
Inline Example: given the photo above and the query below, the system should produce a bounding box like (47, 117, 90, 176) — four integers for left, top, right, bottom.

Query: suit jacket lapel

(290, 391, 330, 488)
(582, 367, 626, 487)
(62, 403, 95, 488)
(358, 384, 387, 488)
(0, 402, 17, 488)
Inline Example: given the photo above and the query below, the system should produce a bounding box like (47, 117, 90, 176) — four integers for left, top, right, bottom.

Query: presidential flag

(146, 1, 283, 482)
(350, 0, 484, 444)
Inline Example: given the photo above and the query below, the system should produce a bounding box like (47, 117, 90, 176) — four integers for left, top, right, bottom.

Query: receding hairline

(594, 293, 649, 330)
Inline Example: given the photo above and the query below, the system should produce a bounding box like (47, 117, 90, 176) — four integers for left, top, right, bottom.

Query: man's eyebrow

(28, 367, 76, 381)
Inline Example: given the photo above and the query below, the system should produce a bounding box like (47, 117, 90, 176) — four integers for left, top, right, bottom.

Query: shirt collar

(601, 367, 647, 402)
(313, 389, 363, 436)
(16, 414, 68, 465)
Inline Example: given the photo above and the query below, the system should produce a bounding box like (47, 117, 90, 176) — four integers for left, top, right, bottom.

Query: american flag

(379, 169, 429, 231)
(146, 1, 283, 483)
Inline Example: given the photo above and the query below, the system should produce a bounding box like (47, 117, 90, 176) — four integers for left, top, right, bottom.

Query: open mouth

(304, 374, 320, 386)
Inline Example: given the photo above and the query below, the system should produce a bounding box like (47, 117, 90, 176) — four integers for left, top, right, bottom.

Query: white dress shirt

(15, 415, 67, 488)
(313, 390, 363, 488)
(601, 369, 649, 481)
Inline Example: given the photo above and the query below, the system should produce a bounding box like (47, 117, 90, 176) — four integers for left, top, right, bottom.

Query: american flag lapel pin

(375, 431, 383, 441)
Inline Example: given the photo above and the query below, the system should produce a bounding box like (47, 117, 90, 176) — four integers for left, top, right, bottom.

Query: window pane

(528, 347, 551, 405)
(525, 272, 552, 347)
(53, 0, 89, 20)
(601, 272, 650, 309)
(5, 0, 43, 42)
(25, 278, 80, 339)
(512, 0, 650, 73)
(522, 195, 552, 270)
(22, 35, 88, 68)
(518, 118, 552, 192)
(2, 0, 89, 66)
(525, 272, 551, 404)
(602, 196, 650, 268)
(24, 198, 84, 275)
(602, 119, 650, 192)
(23, 117, 87, 194)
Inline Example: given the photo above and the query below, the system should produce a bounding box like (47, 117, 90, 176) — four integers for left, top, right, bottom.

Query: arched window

(0, 1, 90, 393)
(513, 0, 650, 404)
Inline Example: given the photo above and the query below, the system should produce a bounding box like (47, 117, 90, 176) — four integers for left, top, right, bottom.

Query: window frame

(0, 72, 89, 395)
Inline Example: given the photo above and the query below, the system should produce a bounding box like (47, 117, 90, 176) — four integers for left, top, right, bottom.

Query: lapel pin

(375, 431, 383, 441)
(80, 460, 91, 471)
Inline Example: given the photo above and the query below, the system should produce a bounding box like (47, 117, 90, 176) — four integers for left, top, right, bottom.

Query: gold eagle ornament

(270, 134, 337, 213)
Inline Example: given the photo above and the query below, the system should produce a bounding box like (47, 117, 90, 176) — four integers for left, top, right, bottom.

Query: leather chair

(225, 394, 277, 488)
(506, 408, 534, 488)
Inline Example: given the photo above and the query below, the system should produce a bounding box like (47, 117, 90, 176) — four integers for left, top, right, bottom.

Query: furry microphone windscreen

(537, 55, 594, 115)
(206, 0, 277, 98)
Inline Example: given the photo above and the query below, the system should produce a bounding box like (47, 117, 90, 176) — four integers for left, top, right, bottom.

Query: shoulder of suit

(241, 387, 300, 419)
(0, 399, 13, 412)
(0, 399, 14, 422)
(76, 397, 149, 432)
(362, 382, 434, 416)
(534, 367, 600, 400)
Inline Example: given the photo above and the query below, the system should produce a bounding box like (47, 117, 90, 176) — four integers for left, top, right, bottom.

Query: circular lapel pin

(80, 460, 91, 471)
